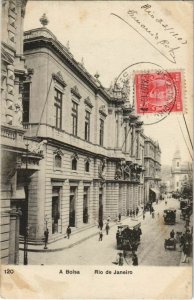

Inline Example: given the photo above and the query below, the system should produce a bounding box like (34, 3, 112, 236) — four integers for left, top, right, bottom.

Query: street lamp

(24, 142, 29, 265)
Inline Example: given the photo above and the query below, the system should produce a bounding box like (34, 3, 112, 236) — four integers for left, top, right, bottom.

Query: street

(23, 198, 187, 266)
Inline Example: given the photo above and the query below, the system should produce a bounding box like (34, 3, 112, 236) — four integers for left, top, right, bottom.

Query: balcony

(1, 124, 25, 149)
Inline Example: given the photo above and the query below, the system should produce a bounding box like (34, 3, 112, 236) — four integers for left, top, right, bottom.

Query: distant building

(143, 137, 161, 204)
(171, 149, 192, 192)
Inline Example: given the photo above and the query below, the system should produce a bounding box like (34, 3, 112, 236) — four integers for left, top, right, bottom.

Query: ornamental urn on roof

(40, 13, 49, 27)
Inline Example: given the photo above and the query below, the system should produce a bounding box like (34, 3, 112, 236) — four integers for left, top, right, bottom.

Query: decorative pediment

(84, 97, 93, 109)
(53, 148, 64, 156)
(84, 157, 91, 163)
(71, 152, 79, 160)
(52, 71, 66, 87)
(99, 105, 107, 117)
(71, 85, 82, 99)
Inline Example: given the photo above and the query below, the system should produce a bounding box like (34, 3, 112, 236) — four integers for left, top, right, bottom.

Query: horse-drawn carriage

(163, 208, 176, 225)
(116, 223, 142, 251)
(164, 238, 176, 250)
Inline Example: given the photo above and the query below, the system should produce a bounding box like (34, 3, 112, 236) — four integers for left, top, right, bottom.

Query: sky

(23, 1, 193, 166)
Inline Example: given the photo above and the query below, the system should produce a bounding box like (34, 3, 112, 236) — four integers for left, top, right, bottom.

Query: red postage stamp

(135, 71, 183, 114)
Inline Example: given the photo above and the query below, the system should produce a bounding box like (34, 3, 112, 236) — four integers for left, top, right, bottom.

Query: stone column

(88, 182, 94, 225)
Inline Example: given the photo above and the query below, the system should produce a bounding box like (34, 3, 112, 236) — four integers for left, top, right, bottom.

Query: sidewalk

(19, 216, 133, 253)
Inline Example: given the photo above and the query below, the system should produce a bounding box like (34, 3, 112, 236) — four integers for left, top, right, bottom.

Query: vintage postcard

(1, 0, 193, 299)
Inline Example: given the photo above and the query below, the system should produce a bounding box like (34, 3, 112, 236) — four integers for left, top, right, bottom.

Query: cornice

(24, 29, 111, 102)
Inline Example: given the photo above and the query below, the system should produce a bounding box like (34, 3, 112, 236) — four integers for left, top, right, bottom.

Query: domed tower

(171, 148, 182, 191)
(172, 148, 181, 171)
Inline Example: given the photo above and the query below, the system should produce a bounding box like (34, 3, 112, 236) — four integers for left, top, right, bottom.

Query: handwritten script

(111, 4, 187, 64)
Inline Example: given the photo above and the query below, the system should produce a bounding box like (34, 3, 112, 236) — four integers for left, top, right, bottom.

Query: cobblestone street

(21, 198, 191, 266)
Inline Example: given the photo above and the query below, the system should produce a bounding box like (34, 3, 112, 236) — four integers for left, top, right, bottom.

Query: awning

(150, 188, 160, 195)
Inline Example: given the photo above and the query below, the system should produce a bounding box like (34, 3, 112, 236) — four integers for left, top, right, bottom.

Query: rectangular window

(22, 82, 30, 123)
(124, 126, 127, 152)
(85, 111, 90, 141)
(72, 101, 78, 136)
(52, 186, 61, 234)
(69, 187, 77, 227)
(83, 187, 89, 224)
(54, 89, 62, 130)
(99, 119, 104, 146)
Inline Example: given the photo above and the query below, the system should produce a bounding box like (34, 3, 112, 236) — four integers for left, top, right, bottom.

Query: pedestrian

(107, 215, 111, 223)
(165, 200, 167, 206)
(136, 207, 139, 216)
(143, 212, 145, 220)
(118, 253, 123, 266)
(66, 225, 71, 239)
(105, 222, 110, 235)
(44, 228, 49, 249)
(118, 213, 121, 222)
(132, 251, 138, 266)
(137, 227, 142, 241)
(99, 230, 103, 241)
(152, 211, 155, 219)
(185, 215, 190, 227)
(99, 220, 103, 230)
(127, 209, 129, 217)
(182, 241, 190, 263)
(170, 229, 175, 239)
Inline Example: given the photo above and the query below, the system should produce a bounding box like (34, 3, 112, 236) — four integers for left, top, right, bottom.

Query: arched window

(55, 154, 62, 168)
(85, 161, 90, 172)
(72, 157, 77, 170)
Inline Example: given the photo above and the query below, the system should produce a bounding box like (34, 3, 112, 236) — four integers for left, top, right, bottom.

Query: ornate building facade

(1, 8, 161, 262)
(1, 0, 42, 264)
(143, 137, 161, 204)
(21, 19, 147, 244)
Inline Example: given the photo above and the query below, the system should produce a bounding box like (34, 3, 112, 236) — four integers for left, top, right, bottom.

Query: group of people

(119, 226, 142, 243)
(116, 251, 138, 266)
(127, 208, 139, 218)
(168, 226, 192, 264)
(180, 227, 193, 263)
(98, 216, 111, 241)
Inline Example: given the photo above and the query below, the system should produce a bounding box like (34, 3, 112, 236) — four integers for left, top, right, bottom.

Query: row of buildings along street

(1, 0, 192, 266)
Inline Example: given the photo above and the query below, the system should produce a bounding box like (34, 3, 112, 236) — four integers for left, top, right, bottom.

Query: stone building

(143, 136, 161, 204)
(171, 149, 192, 192)
(1, 0, 44, 264)
(1, 7, 161, 261)
(21, 18, 146, 244)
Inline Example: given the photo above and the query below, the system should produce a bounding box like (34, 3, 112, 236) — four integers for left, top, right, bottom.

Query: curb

(19, 217, 130, 253)
(20, 231, 99, 253)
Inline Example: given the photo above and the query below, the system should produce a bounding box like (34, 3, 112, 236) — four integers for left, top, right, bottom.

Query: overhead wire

(182, 113, 193, 149)
(176, 116, 193, 160)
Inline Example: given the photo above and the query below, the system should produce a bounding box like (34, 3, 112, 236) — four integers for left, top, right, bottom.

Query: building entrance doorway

(69, 187, 76, 227)
(52, 187, 60, 234)
(99, 188, 103, 223)
(83, 187, 89, 223)
(149, 189, 156, 203)
(14, 200, 26, 236)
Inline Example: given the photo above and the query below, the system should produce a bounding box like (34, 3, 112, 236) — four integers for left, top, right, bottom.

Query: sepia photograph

(1, 0, 193, 298)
